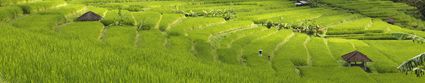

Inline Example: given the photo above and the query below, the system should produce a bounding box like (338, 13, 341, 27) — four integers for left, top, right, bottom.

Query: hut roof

(77, 11, 102, 21)
(386, 18, 396, 24)
(341, 51, 372, 62)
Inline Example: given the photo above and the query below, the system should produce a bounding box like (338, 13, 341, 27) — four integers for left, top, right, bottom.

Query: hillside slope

(0, 0, 425, 82)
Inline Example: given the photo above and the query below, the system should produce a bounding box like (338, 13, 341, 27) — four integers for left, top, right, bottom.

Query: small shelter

(342, 51, 373, 72)
(385, 18, 396, 24)
(77, 11, 102, 21)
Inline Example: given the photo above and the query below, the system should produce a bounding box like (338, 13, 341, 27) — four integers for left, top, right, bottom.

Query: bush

(38, 4, 86, 22)
(179, 10, 236, 20)
(256, 20, 326, 36)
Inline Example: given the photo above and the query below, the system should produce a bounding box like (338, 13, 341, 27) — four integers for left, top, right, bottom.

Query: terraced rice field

(0, 0, 425, 82)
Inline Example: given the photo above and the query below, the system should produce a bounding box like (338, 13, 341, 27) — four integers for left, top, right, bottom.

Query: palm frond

(398, 52, 425, 77)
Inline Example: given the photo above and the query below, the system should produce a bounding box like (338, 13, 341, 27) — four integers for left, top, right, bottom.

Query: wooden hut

(386, 18, 396, 24)
(342, 51, 372, 67)
(77, 11, 102, 21)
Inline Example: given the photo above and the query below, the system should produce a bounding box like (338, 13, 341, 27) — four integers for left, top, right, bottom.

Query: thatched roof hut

(342, 51, 373, 72)
(77, 11, 102, 21)
(342, 51, 372, 62)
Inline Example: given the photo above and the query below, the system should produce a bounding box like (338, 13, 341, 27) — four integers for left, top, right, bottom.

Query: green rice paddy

(0, 0, 425, 82)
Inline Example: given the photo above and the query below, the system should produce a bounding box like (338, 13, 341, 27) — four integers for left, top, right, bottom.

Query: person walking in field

(259, 48, 263, 57)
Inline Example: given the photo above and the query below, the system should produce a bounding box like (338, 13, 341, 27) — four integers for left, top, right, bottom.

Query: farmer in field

(268, 55, 271, 61)
(258, 48, 263, 57)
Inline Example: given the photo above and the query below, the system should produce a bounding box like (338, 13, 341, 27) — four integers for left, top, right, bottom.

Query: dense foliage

(179, 10, 236, 20)
(255, 20, 326, 36)
(398, 53, 425, 77)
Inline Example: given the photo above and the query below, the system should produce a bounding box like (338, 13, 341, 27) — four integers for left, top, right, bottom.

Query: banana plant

(398, 53, 425, 77)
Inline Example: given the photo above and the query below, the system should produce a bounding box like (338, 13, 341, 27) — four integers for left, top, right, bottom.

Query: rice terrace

(2, 0, 425, 82)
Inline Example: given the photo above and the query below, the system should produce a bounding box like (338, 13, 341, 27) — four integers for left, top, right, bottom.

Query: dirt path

(323, 39, 337, 61)
(165, 17, 185, 31)
(304, 37, 312, 66)
(154, 14, 163, 30)
(208, 24, 258, 47)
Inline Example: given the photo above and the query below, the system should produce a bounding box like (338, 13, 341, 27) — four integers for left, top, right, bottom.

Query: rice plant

(1, 0, 425, 82)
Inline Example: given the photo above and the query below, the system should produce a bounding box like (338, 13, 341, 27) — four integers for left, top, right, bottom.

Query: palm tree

(398, 52, 425, 77)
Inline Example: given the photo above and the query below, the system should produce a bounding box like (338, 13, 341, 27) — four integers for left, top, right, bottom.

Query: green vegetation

(133, 11, 161, 30)
(101, 9, 135, 26)
(275, 34, 309, 66)
(58, 22, 104, 40)
(320, 0, 425, 31)
(19, 1, 66, 14)
(1, 0, 425, 82)
(158, 14, 184, 31)
(12, 14, 66, 32)
(0, 6, 22, 22)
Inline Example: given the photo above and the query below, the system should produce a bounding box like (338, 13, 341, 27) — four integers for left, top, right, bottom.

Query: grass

(218, 27, 273, 65)
(215, 27, 264, 64)
(300, 67, 376, 83)
(188, 21, 253, 41)
(307, 37, 339, 66)
(0, 0, 41, 6)
(274, 33, 309, 66)
(87, 6, 108, 16)
(18, 1, 66, 14)
(369, 73, 425, 83)
(57, 22, 104, 40)
(328, 18, 372, 31)
(237, 29, 278, 68)
(2, 0, 425, 82)
(364, 40, 425, 64)
(11, 14, 66, 32)
(158, 14, 184, 31)
(321, 0, 425, 30)
(101, 10, 136, 26)
(312, 13, 363, 26)
(104, 26, 136, 47)
(168, 17, 225, 36)
(132, 11, 161, 30)
(137, 30, 166, 49)
(38, 4, 86, 21)
(0, 6, 23, 22)
(327, 38, 355, 59)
